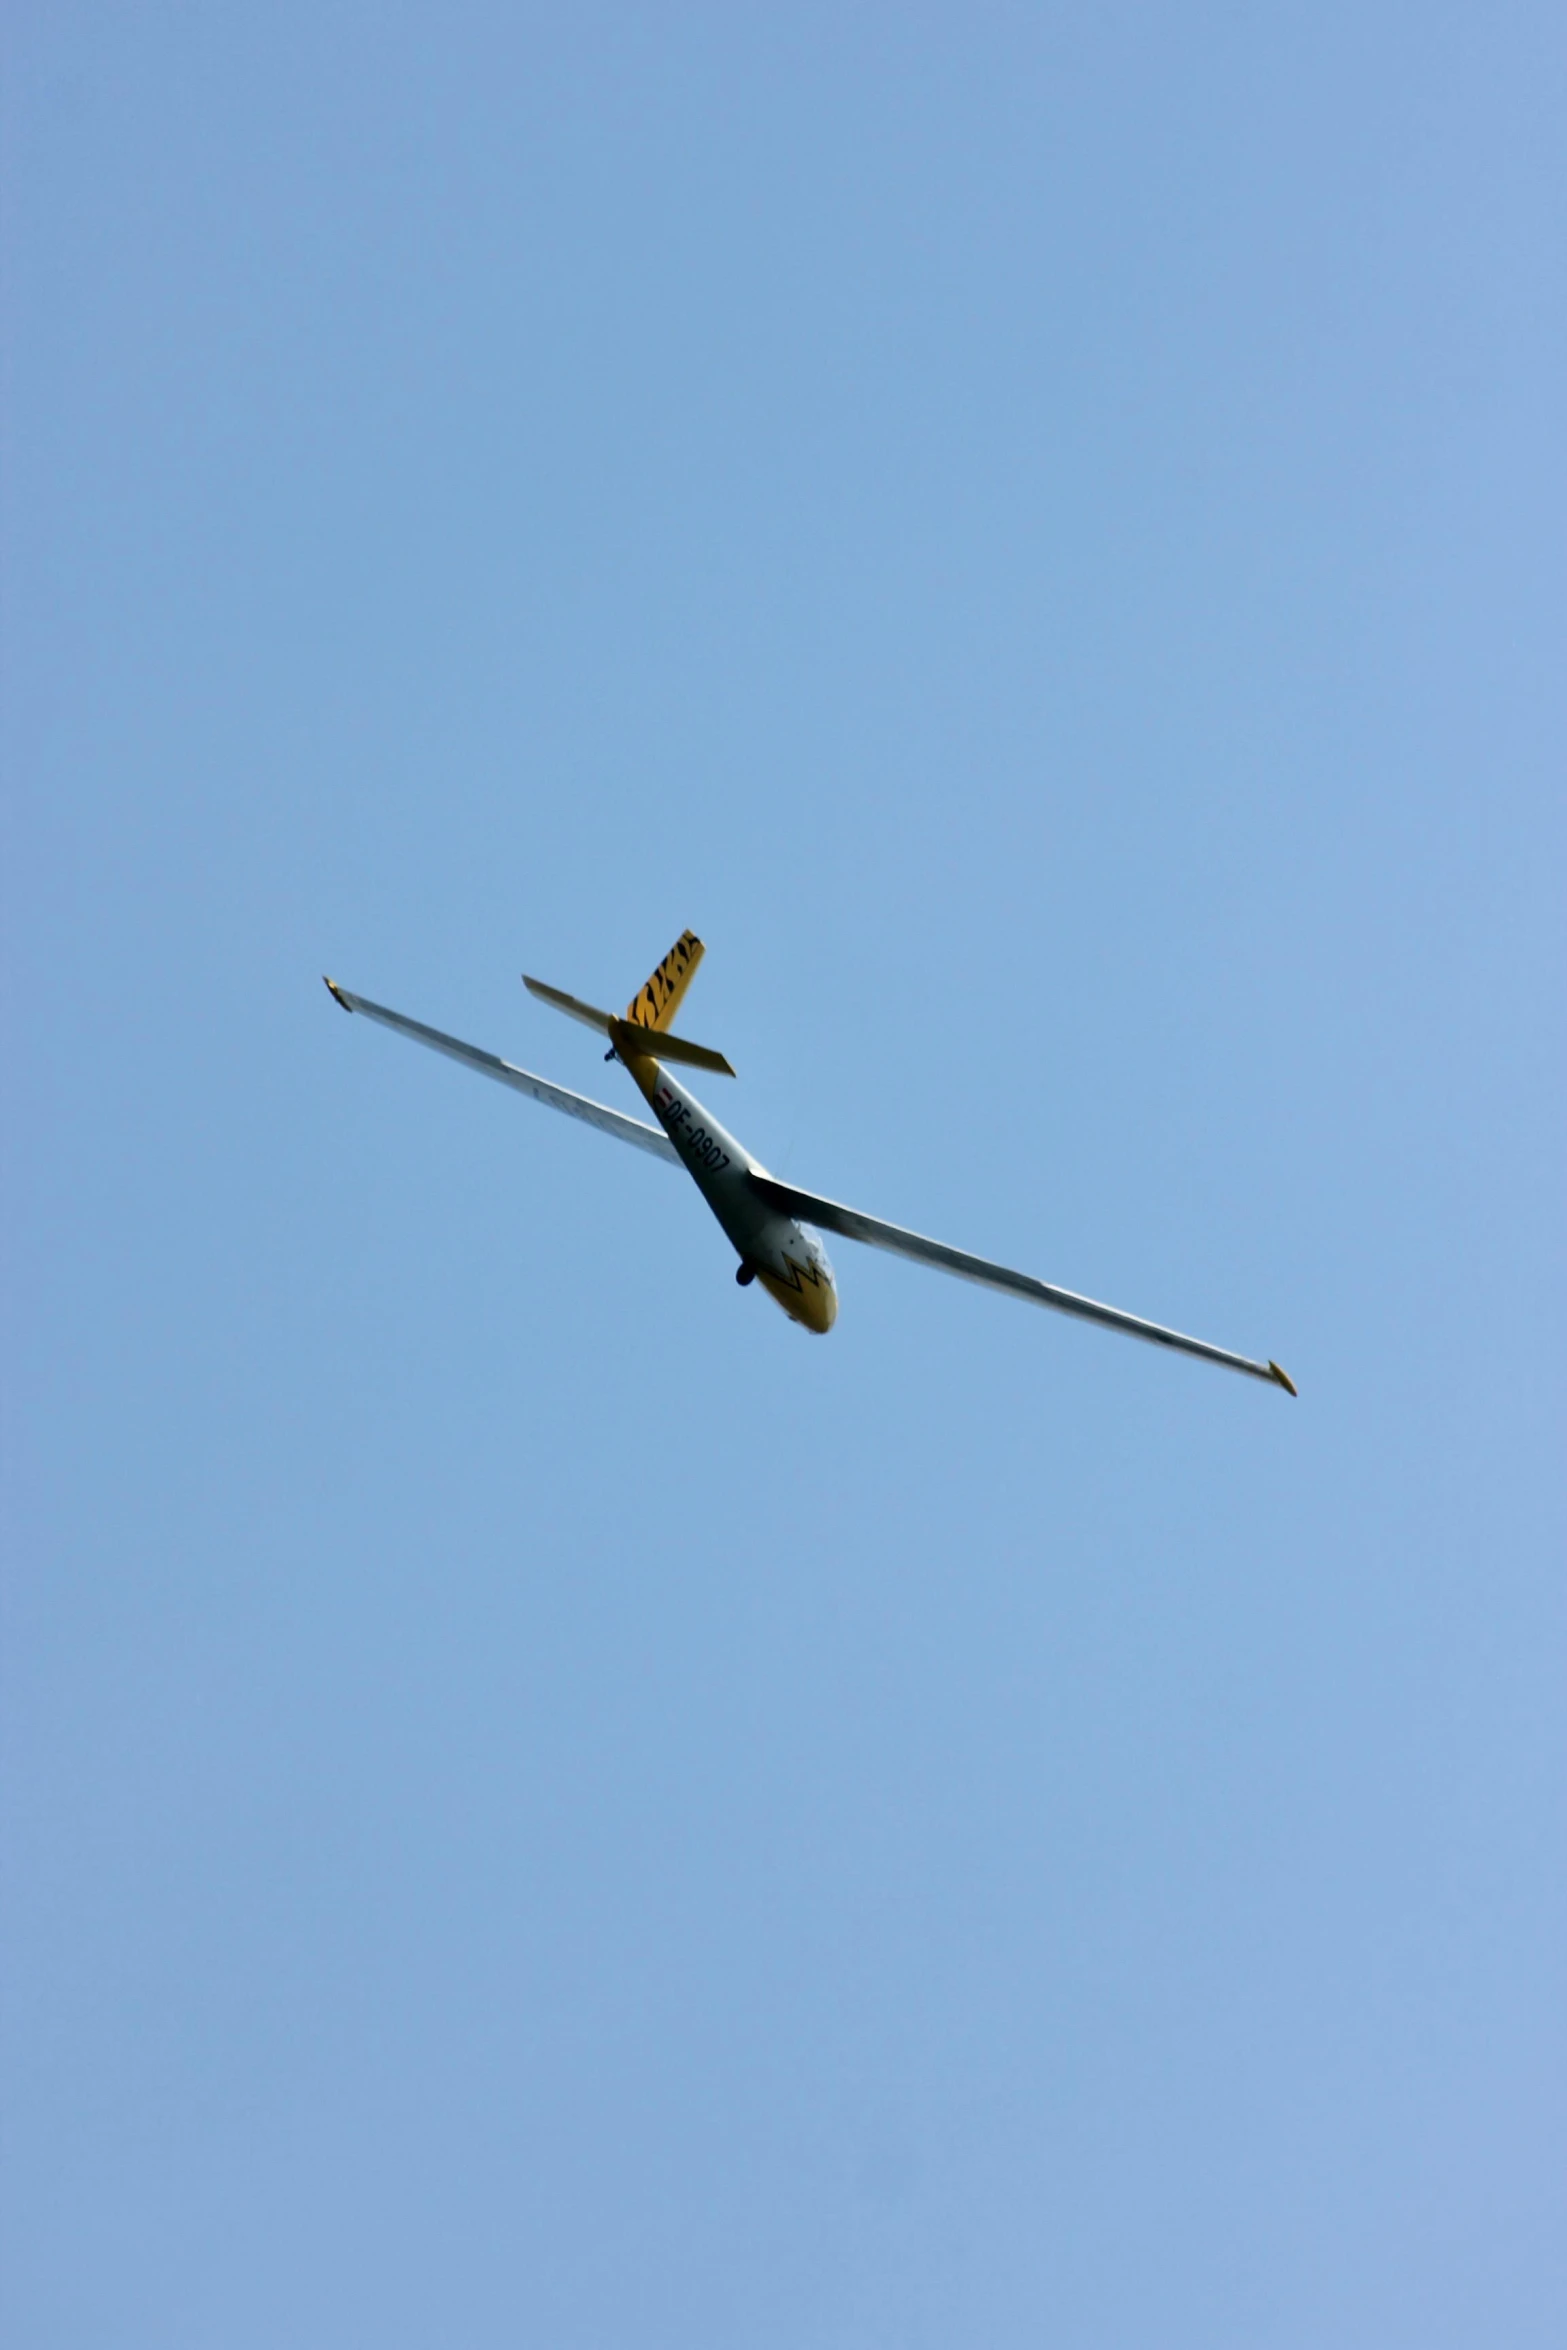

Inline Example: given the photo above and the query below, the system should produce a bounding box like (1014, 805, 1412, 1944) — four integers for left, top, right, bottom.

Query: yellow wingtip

(323, 976, 353, 1012)
(1269, 1360, 1298, 1397)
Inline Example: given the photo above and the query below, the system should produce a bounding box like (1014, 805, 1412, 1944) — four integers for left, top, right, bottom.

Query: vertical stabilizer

(625, 931, 704, 1031)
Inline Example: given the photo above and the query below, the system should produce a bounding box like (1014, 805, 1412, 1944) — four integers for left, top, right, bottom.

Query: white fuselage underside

(634, 1058, 837, 1332)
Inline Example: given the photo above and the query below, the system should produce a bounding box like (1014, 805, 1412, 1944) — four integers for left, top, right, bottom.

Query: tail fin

(625, 930, 704, 1031)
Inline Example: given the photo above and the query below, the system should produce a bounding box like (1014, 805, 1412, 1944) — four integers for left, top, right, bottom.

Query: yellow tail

(625, 930, 704, 1031)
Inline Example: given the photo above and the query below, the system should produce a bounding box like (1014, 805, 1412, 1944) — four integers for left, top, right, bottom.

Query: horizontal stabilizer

(748, 1170, 1295, 1392)
(522, 975, 619, 1031)
(322, 979, 679, 1163)
(608, 1017, 735, 1077)
(523, 975, 735, 1076)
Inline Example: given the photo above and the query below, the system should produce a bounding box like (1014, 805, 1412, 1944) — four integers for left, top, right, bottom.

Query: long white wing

(749, 1171, 1295, 1392)
(324, 980, 679, 1164)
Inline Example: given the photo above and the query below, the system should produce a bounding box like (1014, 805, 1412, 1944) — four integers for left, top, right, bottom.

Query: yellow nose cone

(758, 1262, 838, 1333)
(805, 1276, 839, 1334)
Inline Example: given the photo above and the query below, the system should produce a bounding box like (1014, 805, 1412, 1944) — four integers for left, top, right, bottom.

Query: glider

(323, 931, 1295, 1393)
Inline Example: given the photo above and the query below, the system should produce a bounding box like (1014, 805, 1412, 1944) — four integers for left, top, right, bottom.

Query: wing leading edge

(748, 1171, 1296, 1393)
(323, 979, 679, 1164)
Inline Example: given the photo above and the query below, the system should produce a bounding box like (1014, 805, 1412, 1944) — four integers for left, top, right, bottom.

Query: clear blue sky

(4, 6, 1562, 2343)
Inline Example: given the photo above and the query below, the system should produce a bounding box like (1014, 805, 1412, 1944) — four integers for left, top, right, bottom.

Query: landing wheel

(735, 1261, 757, 1287)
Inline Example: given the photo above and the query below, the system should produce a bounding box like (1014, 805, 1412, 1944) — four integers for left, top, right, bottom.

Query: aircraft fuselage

(625, 1049, 837, 1332)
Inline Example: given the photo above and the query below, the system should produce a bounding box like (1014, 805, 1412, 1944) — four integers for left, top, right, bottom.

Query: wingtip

(323, 975, 353, 1013)
(1269, 1360, 1298, 1397)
